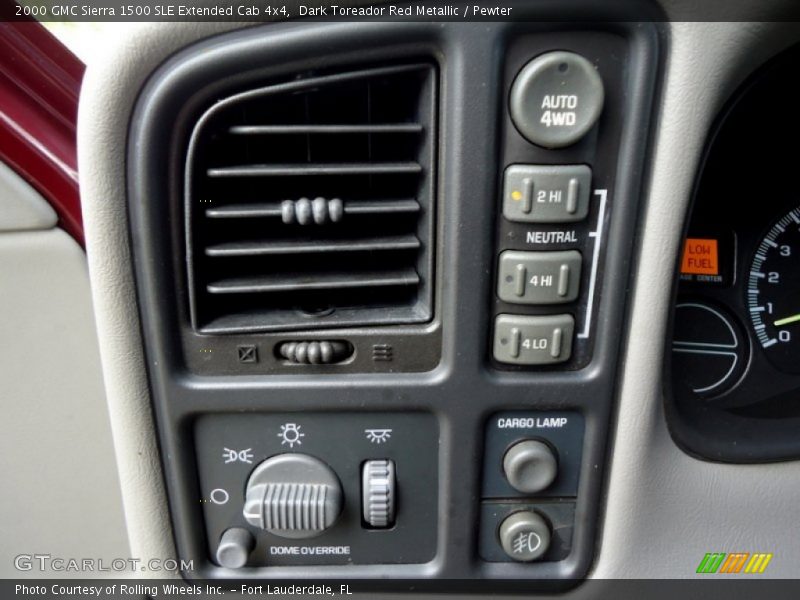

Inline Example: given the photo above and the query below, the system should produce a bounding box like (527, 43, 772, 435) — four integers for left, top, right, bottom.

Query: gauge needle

(774, 313, 800, 327)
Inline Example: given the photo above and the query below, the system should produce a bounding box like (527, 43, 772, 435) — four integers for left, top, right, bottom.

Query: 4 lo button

(493, 314, 575, 365)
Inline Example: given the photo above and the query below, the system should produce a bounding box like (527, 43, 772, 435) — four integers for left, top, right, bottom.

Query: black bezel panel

(195, 413, 438, 566)
(490, 32, 629, 371)
(127, 10, 659, 590)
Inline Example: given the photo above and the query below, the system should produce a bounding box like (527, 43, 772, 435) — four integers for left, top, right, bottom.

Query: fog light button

(499, 511, 551, 562)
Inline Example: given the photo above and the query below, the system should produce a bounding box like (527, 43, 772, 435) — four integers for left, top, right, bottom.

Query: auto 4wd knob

(242, 454, 343, 539)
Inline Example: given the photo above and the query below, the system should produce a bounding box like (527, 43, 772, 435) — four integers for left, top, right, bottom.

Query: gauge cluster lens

(672, 302, 745, 397)
(668, 43, 800, 462)
(748, 206, 800, 373)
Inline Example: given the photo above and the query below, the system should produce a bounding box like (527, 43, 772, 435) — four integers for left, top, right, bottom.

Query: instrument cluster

(669, 43, 800, 461)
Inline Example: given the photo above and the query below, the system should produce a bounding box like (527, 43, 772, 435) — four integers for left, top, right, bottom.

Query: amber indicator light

(681, 238, 719, 275)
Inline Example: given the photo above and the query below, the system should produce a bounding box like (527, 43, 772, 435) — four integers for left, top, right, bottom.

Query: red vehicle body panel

(0, 19, 84, 243)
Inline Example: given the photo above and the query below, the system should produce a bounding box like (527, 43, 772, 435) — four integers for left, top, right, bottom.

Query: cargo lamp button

(502, 439, 558, 494)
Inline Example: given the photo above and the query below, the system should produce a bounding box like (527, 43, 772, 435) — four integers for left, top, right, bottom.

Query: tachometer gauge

(747, 206, 800, 373)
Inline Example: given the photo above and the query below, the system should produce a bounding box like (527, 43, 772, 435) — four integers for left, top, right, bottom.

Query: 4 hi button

(497, 250, 582, 304)
(510, 51, 605, 148)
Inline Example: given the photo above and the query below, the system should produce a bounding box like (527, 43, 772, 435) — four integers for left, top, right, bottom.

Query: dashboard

(125, 16, 657, 587)
(61, 5, 800, 595)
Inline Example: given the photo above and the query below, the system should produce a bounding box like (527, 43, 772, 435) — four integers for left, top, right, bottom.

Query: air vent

(185, 64, 437, 333)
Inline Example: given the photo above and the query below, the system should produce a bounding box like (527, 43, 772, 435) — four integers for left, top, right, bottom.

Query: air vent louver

(186, 64, 437, 333)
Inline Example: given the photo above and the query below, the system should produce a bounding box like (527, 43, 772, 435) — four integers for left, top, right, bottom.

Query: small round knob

(503, 440, 558, 494)
(362, 459, 396, 528)
(215, 527, 255, 569)
(499, 511, 551, 562)
(243, 454, 343, 539)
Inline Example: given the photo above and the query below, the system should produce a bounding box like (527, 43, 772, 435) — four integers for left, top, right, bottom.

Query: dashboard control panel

(490, 34, 624, 372)
(479, 412, 583, 563)
(196, 413, 438, 567)
(126, 12, 658, 590)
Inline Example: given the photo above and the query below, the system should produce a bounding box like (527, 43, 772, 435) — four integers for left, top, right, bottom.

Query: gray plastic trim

(79, 21, 247, 570)
(0, 228, 128, 576)
(0, 161, 57, 232)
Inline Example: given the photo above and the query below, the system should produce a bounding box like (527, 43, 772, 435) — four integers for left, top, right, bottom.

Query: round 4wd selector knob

(503, 439, 558, 494)
(499, 511, 551, 562)
(509, 51, 605, 149)
(243, 454, 343, 539)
